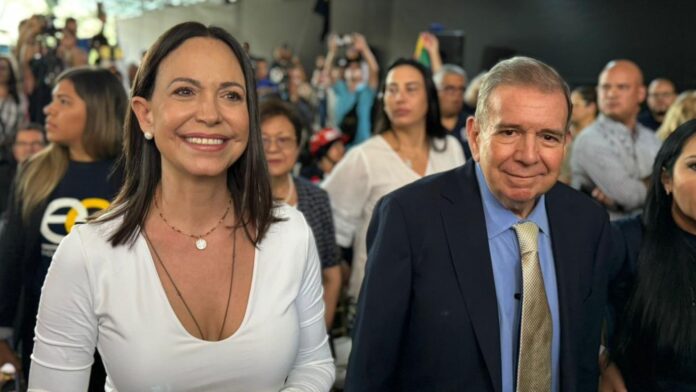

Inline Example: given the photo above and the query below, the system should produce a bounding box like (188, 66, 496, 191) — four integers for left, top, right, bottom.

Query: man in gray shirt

(571, 60, 661, 219)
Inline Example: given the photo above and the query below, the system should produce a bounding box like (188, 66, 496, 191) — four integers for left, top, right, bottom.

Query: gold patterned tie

(513, 221, 552, 392)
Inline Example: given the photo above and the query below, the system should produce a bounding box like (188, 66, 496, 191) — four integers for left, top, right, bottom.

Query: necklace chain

(155, 195, 232, 250)
(143, 228, 237, 341)
(387, 130, 426, 169)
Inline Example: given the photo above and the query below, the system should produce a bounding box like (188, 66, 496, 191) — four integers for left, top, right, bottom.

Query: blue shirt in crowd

(333, 80, 375, 147)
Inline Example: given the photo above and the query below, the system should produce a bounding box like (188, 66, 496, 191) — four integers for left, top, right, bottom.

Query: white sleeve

(28, 227, 97, 392)
(321, 147, 371, 248)
(281, 227, 335, 391)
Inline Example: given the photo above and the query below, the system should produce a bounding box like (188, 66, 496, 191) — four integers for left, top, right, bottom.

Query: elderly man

(345, 57, 611, 391)
(571, 60, 661, 219)
(638, 77, 677, 130)
(434, 64, 471, 158)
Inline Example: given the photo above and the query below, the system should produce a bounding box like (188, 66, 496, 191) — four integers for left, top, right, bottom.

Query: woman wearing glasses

(260, 99, 342, 330)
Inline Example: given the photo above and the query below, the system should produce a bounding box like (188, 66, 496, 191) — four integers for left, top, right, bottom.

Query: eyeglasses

(440, 85, 466, 95)
(648, 92, 676, 99)
(262, 136, 297, 150)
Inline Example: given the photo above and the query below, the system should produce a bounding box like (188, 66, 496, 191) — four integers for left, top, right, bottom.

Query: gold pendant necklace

(155, 196, 232, 251)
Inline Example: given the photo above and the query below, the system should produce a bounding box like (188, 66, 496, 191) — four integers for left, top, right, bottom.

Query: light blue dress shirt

(475, 164, 560, 392)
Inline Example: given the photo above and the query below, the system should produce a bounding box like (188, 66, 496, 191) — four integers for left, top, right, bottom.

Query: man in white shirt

(571, 60, 661, 219)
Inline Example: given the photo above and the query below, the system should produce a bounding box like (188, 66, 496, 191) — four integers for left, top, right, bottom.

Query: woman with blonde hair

(657, 90, 696, 140)
(0, 67, 125, 384)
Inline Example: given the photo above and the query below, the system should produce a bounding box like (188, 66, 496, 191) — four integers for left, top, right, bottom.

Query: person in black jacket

(0, 67, 125, 388)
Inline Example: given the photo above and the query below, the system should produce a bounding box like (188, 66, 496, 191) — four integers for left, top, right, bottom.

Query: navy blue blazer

(345, 161, 612, 392)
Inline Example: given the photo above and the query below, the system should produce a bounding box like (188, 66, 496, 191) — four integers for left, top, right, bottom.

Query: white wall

(117, 3, 241, 66)
(116, 0, 325, 71)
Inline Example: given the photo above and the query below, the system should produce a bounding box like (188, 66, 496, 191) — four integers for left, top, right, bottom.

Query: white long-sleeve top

(322, 135, 465, 298)
(28, 205, 335, 392)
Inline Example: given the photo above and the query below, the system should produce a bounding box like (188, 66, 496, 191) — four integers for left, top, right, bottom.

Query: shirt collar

(474, 163, 550, 239)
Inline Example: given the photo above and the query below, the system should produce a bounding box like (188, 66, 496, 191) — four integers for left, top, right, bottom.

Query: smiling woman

(26, 22, 335, 392)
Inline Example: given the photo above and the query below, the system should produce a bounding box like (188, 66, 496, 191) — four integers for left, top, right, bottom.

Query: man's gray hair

(433, 64, 468, 89)
(475, 56, 571, 130)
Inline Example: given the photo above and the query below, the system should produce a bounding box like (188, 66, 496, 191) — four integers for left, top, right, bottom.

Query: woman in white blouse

(322, 58, 465, 301)
(28, 22, 334, 391)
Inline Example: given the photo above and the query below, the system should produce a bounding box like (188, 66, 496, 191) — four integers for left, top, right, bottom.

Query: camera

(336, 34, 353, 46)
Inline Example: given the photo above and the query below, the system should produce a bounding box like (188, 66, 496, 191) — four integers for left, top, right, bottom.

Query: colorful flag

(414, 34, 431, 68)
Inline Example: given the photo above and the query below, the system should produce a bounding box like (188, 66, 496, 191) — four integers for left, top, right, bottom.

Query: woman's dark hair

(614, 119, 696, 384)
(259, 99, 303, 145)
(102, 22, 276, 247)
(0, 55, 20, 104)
(374, 58, 447, 149)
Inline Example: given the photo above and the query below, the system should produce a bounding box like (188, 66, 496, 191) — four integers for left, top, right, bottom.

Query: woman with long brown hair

(26, 22, 334, 391)
(322, 58, 465, 303)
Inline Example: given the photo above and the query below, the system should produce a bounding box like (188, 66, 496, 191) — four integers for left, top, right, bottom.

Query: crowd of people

(0, 12, 694, 392)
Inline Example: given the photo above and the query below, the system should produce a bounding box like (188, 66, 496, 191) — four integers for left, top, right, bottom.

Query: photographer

(16, 15, 63, 124)
(56, 30, 88, 69)
(322, 33, 379, 147)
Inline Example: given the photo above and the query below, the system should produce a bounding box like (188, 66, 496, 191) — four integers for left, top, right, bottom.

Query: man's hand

(0, 340, 21, 374)
(592, 187, 617, 209)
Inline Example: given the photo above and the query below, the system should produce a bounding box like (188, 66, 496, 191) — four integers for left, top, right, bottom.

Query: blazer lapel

(440, 162, 502, 392)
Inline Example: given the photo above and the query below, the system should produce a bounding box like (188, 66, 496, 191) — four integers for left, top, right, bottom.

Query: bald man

(638, 78, 677, 130)
(570, 60, 661, 219)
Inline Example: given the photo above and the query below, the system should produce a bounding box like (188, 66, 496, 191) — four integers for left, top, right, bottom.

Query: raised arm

(420, 32, 442, 74)
(320, 33, 340, 89)
(352, 33, 380, 90)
